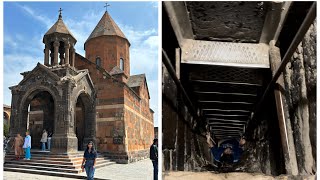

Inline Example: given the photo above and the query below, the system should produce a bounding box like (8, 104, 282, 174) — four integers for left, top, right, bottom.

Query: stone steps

(4, 151, 116, 176)
(3, 167, 109, 180)
(5, 159, 113, 168)
(5, 158, 81, 165)
(5, 155, 84, 162)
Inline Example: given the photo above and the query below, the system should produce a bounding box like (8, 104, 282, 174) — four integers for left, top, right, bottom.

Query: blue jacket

(210, 139, 243, 163)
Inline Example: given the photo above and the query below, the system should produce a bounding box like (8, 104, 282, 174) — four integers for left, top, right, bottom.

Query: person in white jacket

(40, 130, 47, 151)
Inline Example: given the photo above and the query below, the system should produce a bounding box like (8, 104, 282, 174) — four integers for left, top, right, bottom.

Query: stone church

(9, 10, 154, 163)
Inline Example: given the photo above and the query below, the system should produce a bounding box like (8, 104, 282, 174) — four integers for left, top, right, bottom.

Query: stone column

(71, 48, 75, 67)
(83, 102, 97, 150)
(50, 51, 54, 65)
(65, 43, 70, 65)
(44, 45, 50, 66)
(53, 41, 60, 66)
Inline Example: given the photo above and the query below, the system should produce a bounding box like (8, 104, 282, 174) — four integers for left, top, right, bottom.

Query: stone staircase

(4, 150, 115, 178)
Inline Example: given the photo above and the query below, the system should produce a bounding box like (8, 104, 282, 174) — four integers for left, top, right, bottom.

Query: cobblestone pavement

(4, 159, 154, 180)
(3, 172, 67, 180)
(81, 159, 154, 180)
(163, 172, 316, 180)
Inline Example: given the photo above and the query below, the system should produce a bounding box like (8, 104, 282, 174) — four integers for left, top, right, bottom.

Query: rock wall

(283, 20, 317, 175)
(237, 90, 285, 176)
(162, 64, 211, 171)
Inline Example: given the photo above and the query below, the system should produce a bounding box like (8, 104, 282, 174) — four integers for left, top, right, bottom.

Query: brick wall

(85, 36, 130, 77)
(75, 38, 154, 163)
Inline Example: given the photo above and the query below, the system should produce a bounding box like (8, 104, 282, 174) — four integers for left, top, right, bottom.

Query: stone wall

(283, 20, 316, 175)
(162, 64, 211, 171)
(238, 92, 285, 175)
(85, 36, 130, 77)
(75, 54, 154, 163)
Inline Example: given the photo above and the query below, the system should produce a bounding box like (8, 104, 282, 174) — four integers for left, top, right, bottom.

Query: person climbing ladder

(206, 132, 246, 170)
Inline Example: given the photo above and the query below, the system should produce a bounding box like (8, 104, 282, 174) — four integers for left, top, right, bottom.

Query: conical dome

(85, 12, 129, 45)
(43, 15, 76, 43)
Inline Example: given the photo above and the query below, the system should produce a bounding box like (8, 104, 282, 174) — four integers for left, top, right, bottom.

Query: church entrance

(22, 91, 55, 149)
(75, 95, 85, 151)
(75, 93, 95, 151)
(9, 63, 96, 153)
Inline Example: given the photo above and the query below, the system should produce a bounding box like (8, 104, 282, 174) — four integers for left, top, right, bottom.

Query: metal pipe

(252, 2, 316, 119)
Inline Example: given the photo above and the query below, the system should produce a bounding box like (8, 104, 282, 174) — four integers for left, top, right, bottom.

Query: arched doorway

(75, 93, 95, 151)
(21, 91, 55, 149)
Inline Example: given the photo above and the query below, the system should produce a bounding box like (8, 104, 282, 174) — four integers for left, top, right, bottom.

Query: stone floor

(4, 159, 154, 180)
(163, 172, 316, 180)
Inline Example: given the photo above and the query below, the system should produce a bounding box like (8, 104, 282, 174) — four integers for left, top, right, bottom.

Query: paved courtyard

(3, 159, 154, 180)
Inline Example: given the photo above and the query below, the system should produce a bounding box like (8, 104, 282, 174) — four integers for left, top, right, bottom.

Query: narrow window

(96, 57, 101, 67)
(120, 58, 124, 71)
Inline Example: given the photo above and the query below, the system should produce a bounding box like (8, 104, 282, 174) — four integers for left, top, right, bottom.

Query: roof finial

(104, 2, 110, 12)
(58, 8, 63, 19)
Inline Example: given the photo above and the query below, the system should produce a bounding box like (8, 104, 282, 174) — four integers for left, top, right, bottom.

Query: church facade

(9, 10, 154, 163)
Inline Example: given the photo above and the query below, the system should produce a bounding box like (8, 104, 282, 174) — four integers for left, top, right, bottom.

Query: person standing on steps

(81, 141, 97, 180)
(22, 131, 31, 160)
(40, 129, 47, 151)
(150, 138, 158, 180)
(47, 131, 53, 151)
(12, 133, 24, 160)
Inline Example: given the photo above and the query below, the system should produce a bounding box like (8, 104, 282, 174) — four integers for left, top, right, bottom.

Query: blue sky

(3, 1, 159, 126)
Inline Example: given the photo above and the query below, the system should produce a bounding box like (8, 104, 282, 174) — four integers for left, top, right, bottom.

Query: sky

(3, 1, 159, 126)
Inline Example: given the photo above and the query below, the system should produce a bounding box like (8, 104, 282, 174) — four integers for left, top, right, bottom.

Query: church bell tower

(84, 9, 131, 78)
(43, 8, 77, 67)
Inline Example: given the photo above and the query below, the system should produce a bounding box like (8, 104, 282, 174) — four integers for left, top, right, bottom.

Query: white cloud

(3, 54, 40, 105)
(17, 4, 54, 28)
(4, 36, 18, 48)
(150, 1, 158, 8)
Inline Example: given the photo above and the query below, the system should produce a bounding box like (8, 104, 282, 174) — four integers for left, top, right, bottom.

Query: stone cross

(104, 2, 110, 12)
(58, 8, 63, 19)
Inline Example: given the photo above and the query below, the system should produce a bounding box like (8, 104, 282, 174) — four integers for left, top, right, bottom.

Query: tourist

(11, 133, 24, 160)
(206, 132, 246, 168)
(81, 141, 97, 180)
(150, 138, 158, 180)
(22, 131, 31, 160)
(47, 131, 53, 151)
(40, 129, 47, 151)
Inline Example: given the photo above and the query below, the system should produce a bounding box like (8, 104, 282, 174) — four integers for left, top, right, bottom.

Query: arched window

(96, 57, 101, 67)
(120, 58, 124, 71)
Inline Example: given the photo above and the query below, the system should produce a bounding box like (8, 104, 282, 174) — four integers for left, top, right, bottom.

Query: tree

(3, 123, 9, 137)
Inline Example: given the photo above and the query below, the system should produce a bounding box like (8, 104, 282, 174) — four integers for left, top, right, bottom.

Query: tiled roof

(127, 74, 145, 87)
(110, 66, 124, 75)
(44, 17, 76, 40)
(85, 12, 129, 44)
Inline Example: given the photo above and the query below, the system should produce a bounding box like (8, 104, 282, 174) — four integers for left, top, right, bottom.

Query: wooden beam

(259, 2, 292, 44)
(164, 1, 193, 46)
(269, 41, 298, 175)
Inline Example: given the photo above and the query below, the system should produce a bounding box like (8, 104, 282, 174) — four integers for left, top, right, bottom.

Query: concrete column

(44, 45, 50, 66)
(65, 43, 70, 65)
(53, 41, 60, 66)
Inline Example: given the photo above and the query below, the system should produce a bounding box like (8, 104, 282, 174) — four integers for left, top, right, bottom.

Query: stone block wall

(124, 87, 154, 163)
(85, 36, 130, 77)
(283, 20, 316, 175)
(75, 54, 154, 163)
(162, 64, 211, 172)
